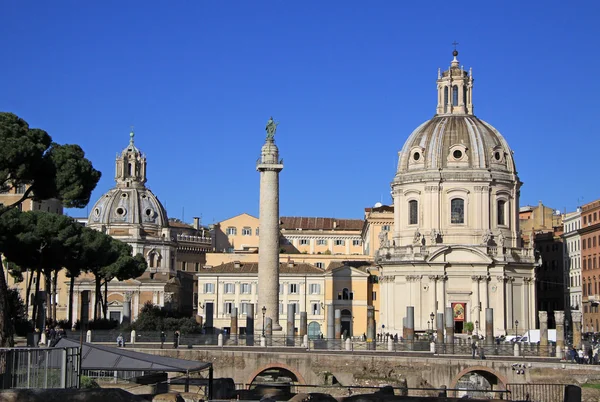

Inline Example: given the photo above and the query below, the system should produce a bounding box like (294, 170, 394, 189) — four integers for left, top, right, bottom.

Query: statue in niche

(497, 232, 505, 248)
(379, 230, 390, 247)
(430, 229, 440, 244)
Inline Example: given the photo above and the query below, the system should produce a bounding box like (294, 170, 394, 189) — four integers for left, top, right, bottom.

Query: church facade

(377, 51, 537, 336)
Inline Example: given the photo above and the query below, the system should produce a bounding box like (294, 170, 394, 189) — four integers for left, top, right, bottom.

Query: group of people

(571, 346, 598, 364)
(44, 325, 66, 347)
(119, 330, 181, 349)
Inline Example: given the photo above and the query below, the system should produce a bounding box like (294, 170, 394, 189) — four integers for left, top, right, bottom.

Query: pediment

(330, 266, 369, 277)
(428, 246, 492, 264)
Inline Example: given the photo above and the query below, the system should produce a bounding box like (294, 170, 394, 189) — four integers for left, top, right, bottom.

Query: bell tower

(115, 129, 147, 189)
(436, 49, 474, 116)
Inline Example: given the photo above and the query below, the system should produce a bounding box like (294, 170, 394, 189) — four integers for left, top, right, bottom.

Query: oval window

(121, 193, 127, 198)
(116, 207, 125, 216)
(413, 152, 420, 161)
(145, 208, 153, 217)
(494, 151, 501, 161)
(453, 150, 463, 159)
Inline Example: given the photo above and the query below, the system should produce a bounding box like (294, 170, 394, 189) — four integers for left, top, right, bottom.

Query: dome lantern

(115, 129, 147, 188)
(436, 49, 474, 116)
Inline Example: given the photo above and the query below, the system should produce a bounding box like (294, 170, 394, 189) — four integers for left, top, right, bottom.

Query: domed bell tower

(115, 130, 147, 189)
(436, 50, 474, 115)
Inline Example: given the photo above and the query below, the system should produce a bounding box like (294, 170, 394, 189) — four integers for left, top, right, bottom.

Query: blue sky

(2, 1, 599, 224)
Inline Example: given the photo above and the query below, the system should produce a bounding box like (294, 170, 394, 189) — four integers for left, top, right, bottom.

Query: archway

(246, 363, 307, 388)
(308, 321, 321, 340)
(449, 366, 507, 399)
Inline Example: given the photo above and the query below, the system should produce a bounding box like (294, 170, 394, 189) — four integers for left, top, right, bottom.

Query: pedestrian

(160, 331, 166, 349)
(174, 330, 180, 349)
(589, 348, 594, 365)
(116, 333, 124, 348)
(578, 348, 585, 364)
(471, 339, 477, 359)
(572, 347, 578, 363)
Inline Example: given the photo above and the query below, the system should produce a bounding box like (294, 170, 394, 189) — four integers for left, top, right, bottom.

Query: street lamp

(430, 312, 435, 333)
(475, 320, 479, 337)
(515, 320, 519, 338)
(261, 306, 266, 337)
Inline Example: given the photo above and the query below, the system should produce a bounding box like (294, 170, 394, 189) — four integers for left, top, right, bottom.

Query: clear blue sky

(2, 1, 599, 224)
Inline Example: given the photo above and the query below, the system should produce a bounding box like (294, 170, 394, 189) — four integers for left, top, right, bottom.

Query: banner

(452, 303, 466, 321)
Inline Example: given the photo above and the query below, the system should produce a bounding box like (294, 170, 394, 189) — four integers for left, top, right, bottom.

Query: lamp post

(430, 312, 435, 333)
(515, 320, 519, 338)
(475, 320, 479, 337)
(261, 306, 266, 337)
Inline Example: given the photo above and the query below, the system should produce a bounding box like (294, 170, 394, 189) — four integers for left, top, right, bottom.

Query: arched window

(409, 200, 418, 225)
(342, 288, 352, 300)
(452, 85, 458, 106)
(444, 87, 449, 112)
(463, 85, 467, 105)
(450, 198, 464, 224)
(128, 163, 132, 176)
(497, 200, 506, 225)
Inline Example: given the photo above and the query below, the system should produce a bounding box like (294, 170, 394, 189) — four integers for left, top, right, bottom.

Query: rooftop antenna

(182, 206, 185, 222)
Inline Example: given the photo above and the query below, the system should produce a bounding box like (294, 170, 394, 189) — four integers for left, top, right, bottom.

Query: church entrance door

(452, 302, 466, 333)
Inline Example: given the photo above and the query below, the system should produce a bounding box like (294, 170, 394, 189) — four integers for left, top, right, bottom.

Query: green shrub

(80, 376, 100, 388)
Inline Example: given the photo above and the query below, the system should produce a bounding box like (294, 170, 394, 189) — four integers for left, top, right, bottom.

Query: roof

(54, 338, 211, 373)
(364, 205, 394, 213)
(326, 260, 376, 272)
(280, 217, 363, 231)
(169, 220, 194, 228)
(199, 261, 324, 275)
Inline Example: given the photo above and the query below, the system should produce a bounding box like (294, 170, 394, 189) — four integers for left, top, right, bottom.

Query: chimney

(193, 217, 200, 230)
(333, 220, 337, 229)
(234, 261, 241, 269)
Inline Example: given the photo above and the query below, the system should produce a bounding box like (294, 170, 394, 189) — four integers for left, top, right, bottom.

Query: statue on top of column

(266, 116, 279, 139)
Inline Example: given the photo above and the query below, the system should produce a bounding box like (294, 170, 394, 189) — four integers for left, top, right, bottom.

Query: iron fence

(507, 383, 570, 402)
(0, 347, 80, 389)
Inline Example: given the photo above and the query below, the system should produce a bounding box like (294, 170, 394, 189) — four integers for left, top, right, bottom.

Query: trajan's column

(257, 117, 284, 331)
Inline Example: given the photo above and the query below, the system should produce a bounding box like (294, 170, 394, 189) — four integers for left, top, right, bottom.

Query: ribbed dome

(397, 115, 516, 174)
(88, 187, 168, 228)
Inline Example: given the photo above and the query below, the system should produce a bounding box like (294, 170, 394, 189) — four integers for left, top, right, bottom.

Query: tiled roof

(326, 260, 376, 272)
(169, 221, 194, 228)
(199, 261, 324, 275)
(364, 205, 394, 213)
(280, 217, 363, 231)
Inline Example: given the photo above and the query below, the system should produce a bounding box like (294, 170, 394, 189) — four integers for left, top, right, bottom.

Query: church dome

(396, 51, 516, 177)
(88, 186, 168, 228)
(397, 115, 516, 173)
(88, 130, 168, 229)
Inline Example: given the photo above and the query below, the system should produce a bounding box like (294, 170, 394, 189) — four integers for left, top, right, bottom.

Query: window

(595, 237, 598, 248)
(452, 85, 458, 106)
(584, 240, 587, 250)
(444, 86, 448, 110)
(589, 239, 592, 249)
(382, 225, 391, 231)
(193, 293, 198, 307)
(279, 284, 283, 294)
(240, 301, 251, 315)
(334, 240, 345, 246)
(195, 263, 200, 272)
(224, 283, 235, 294)
(242, 227, 252, 236)
(226, 227, 237, 235)
(289, 301, 300, 314)
(300, 239, 309, 245)
(372, 291, 377, 301)
(352, 240, 361, 246)
(315, 262, 324, 269)
(409, 200, 418, 225)
(224, 302, 234, 315)
(311, 302, 321, 315)
(289, 284, 298, 294)
(584, 216, 588, 224)
(317, 239, 327, 245)
(181, 261, 187, 271)
(241, 283, 251, 294)
(340, 288, 353, 300)
(255, 227, 260, 235)
(451, 198, 465, 224)
(15, 184, 26, 194)
(595, 212, 598, 222)
(279, 303, 283, 314)
(309, 284, 321, 294)
(203, 283, 215, 294)
(497, 200, 506, 225)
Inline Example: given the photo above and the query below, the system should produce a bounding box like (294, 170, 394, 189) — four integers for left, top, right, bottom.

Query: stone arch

(246, 363, 307, 387)
(449, 365, 508, 390)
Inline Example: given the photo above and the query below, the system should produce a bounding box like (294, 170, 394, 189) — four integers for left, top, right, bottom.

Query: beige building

(377, 50, 537, 337)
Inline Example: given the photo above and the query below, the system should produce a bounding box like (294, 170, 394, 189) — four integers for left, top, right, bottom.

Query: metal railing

(507, 383, 571, 402)
(0, 347, 80, 389)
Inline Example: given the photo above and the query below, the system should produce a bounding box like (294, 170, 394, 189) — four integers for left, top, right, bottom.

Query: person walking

(116, 334, 124, 348)
(173, 330, 180, 349)
(160, 331, 166, 349)
(471, 339, 477, 359)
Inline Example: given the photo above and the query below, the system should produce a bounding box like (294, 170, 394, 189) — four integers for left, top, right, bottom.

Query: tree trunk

(0, 254, 14, 347)
(103, 280, 108, 319)
(44, 269, 52, 323)
(25, 268, 34, 320)
(52, 270, 58, 322)
(68, 274, 75, 326)
(32, 269, 41, 328)
(94, 275, 101, 321)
